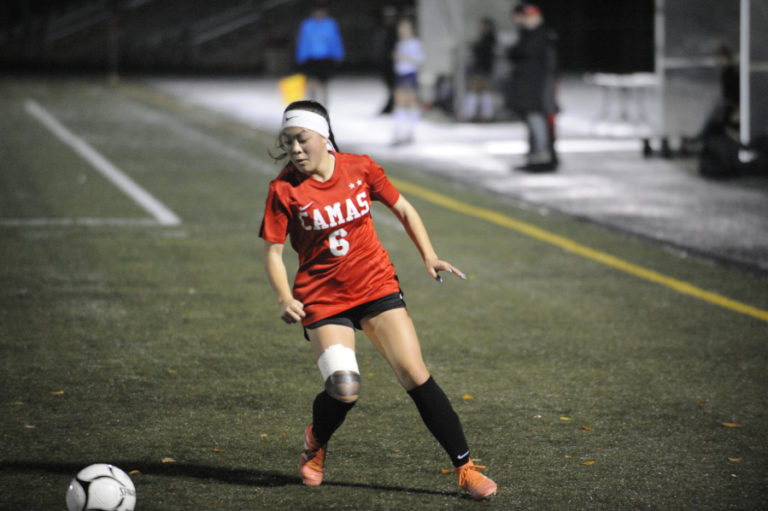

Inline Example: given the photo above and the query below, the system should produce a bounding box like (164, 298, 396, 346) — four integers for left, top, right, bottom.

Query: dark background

(0, 0, 654, 75)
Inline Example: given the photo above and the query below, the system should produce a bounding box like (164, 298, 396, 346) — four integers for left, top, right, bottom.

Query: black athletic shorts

(303, 291, 406, 340)
(301, 58, 335, 83)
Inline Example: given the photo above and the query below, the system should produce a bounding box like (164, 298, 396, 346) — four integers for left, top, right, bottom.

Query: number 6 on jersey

(329, 228, 349, 256)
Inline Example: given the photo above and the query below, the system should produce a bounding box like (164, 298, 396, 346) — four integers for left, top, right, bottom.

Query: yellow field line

(119, 82, 767, 323)
(391, 178, 768, 323)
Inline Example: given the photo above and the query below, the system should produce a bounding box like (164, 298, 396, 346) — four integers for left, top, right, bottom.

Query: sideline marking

(391, 178, 768, 323)
(0, 218, 161, 227)
(24, 99, 181, 226)
(106, 81, 766, 321)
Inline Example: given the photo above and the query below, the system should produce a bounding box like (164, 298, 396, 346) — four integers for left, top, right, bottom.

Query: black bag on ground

(699, 133, 741, 178)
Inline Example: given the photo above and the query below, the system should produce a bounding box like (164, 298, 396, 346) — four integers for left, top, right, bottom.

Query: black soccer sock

(311, 390, 356, 445)
(407, 376, 471, 467)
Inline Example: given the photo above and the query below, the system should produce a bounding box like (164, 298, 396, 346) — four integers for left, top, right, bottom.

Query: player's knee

(317, 344, 360, 403)
(325, 370, 361, 402)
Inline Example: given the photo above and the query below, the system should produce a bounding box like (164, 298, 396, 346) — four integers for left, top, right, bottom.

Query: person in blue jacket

(295, 3, 345, 105)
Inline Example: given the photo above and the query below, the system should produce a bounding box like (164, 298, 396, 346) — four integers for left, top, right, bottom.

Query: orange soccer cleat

(455, 459, 497, 500)
(298, 424, 326, 486)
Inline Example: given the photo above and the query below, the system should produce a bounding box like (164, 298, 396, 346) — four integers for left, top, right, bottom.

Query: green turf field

(1, 75, 767, 510)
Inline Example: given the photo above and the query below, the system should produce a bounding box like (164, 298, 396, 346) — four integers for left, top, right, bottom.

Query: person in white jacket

(392, 18, 423, 145)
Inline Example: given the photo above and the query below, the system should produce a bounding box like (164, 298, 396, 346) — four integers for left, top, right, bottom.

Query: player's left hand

(427, 259, 467, 283)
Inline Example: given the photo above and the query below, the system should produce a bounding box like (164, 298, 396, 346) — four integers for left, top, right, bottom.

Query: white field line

(123, 98, 276, 175)
(24, 99, 181, 226)
(0, 217, 161, 227)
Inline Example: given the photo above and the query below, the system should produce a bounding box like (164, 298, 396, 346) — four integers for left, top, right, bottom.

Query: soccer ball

(65, 464, 136, 511)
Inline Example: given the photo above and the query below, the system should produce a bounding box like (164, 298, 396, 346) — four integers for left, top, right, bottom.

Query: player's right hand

(280, 299, 306, 324)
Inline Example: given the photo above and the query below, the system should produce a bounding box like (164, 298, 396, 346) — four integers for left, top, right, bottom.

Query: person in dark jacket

(506, 4, 558, 171)
(699, 43, 739, 140)
(695, 43, 744, 177)
(460, 17, 498, 122)
(377, 6, 399, 114)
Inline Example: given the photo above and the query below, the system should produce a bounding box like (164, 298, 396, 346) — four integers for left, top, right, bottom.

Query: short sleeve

(259, 182, 290, 243)
(366, 157, 400, 207)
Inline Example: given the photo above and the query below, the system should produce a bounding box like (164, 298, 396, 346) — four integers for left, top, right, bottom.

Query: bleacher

(0, 0, 384, 75)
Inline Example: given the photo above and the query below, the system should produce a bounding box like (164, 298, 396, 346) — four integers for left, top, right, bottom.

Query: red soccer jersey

(260, 152, 402, 326)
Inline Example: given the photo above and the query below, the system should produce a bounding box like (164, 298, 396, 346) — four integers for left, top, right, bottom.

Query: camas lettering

(299, 191, 370, 231)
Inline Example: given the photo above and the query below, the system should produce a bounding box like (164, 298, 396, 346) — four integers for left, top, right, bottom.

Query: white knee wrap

(317, 344, 360, 398)
(317, 344, 359, 380)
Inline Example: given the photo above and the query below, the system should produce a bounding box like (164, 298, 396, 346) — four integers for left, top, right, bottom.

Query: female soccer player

(260, 100, 497, 500)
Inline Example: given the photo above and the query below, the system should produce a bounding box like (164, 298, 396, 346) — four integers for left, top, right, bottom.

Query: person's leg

(403, 88, 420, 141)
(299, 324, 359, 486)
(361, 308, 496, 499)
(480, 90, 495, 121)
(526, 111, 550, 157)
(393, 86, 409, 144)
(307, 324, 359, 442)
(548, 112, 559, 165)
(305, 77, 320, 102)
(461, 80, 479, 121)
(361, 308, 468, 464)
(472, 76, 494, 122)
(516, 111, 556, 171)
(381, 69, 396, 114)
(316, 80, 329, 108)
(361, 307, 427, 390)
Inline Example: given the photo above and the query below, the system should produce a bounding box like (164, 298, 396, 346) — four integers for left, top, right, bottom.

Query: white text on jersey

(298, 192, 370, 231)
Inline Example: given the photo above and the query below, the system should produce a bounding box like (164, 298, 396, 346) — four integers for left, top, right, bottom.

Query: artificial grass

(1, 76, 766, 510)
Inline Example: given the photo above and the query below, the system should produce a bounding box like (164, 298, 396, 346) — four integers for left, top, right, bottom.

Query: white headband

(281, 109, 330, 139)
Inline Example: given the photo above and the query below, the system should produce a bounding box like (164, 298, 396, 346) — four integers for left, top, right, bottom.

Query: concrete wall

(416, 0, 517, 104)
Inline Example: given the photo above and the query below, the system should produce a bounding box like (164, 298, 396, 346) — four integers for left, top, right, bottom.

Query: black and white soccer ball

(66, 464, 136, 511)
